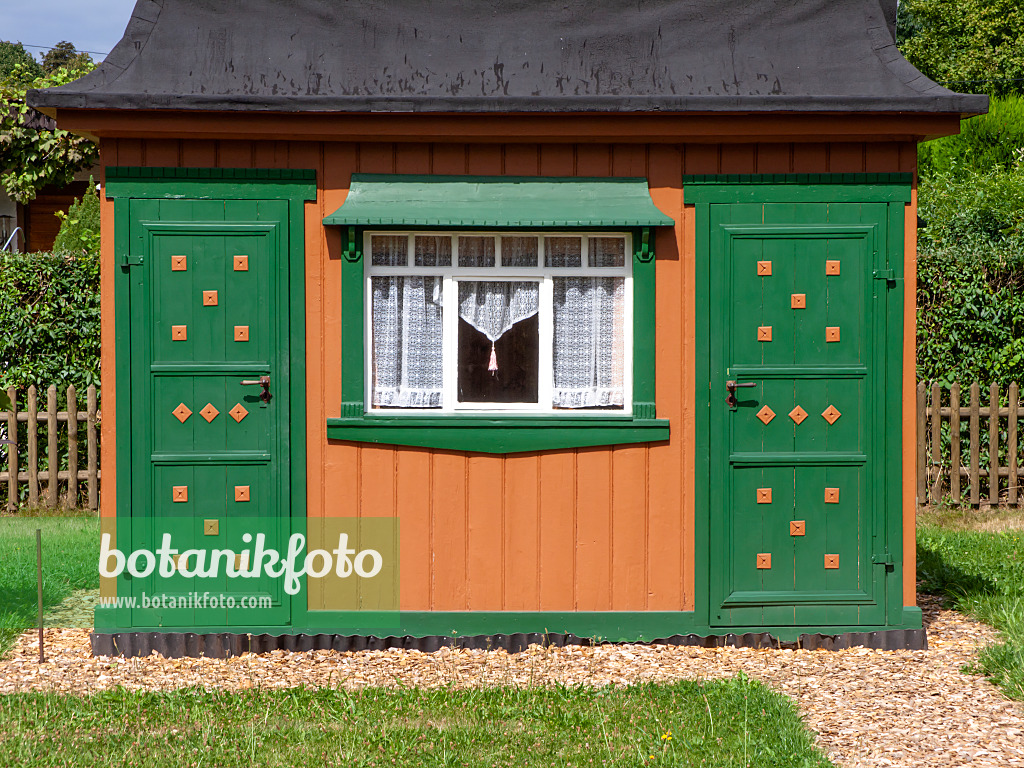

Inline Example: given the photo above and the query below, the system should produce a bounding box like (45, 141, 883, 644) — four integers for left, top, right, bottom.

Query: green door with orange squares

(692, 178, 907, 630)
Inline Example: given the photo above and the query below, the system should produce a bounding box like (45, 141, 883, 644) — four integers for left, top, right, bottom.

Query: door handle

(725, 380, 757, 409)
(240, 375, 272, 404)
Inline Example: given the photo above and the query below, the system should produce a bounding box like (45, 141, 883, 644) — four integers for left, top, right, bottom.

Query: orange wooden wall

(97, 138, 919, 613)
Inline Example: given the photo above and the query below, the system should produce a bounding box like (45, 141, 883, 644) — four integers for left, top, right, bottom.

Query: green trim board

(323, 175, 676, 227)
(108, 168, 315, 632)
(92, 609, 922, 644)
(326, 224, 669, 453)
(683, 174, 913, 203)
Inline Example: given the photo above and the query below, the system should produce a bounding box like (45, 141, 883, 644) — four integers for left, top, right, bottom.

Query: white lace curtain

(371, 276, 444, 407)
(553, 277, 625, 408)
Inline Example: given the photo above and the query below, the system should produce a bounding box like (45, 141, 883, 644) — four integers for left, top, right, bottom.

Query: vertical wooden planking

(792, 143, 828, 173)
(539, 143, 575, 177)
(47, 385, 58, 506)
(828, 143, 866, 173)
(721, 144, 756, 174)
(683, 144, 721, 175)
(6, 387, 16, 511)
(950, 383, 961, 504)
(27, 385, 38, 504)
(432, 143, 467, 175)
(916, 382, 926, 503)
(990, 382, 1000, 506)
(610, 446, 649, 609)
(865, 143, 900, 173)
(930, 382, 941, 501)
(970, 383, 981, 506)
(217, 140, 255, 168)
(181, 140, 217, 168)
(502, 453, 540, 610)
(754, 143, 791, 174)
(67, 386, 78, 505)
(88, 385, 98, 510)
(538, 451, 576, 610)
(504, 144, 540, 176)
(253, 141, 289, 169)
(576, 144, 612, 177)
(142, 139, 180, 167)
(1010, 382, 1019, 506)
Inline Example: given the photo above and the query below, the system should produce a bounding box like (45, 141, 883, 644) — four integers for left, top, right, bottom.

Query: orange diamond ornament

(756, 405, 776, 425)
(789, 405, 808, 424)
(229, 403, 249, 423)
(822, 405, 842, 425)
(200, 403, 220, 422)
(172, 403, 192, 423)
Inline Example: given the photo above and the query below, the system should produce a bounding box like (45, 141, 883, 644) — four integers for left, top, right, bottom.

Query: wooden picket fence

(1, 385, 101, 511)
(917, 381, 1024, 507)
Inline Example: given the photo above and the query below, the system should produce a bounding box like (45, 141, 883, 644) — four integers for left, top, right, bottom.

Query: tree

(898, 0, 1024, 97)
(0, 41, 43, 83)
(40, 41, 91, 75)
(0, 61, 97, 204)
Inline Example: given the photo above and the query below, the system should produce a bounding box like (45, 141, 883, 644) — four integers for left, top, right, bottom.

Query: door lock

(240, 375, 272, 404)
(725, 380, 757, 409)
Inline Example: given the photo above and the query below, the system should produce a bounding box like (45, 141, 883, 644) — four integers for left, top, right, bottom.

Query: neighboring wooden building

(31, 0, 986, 656)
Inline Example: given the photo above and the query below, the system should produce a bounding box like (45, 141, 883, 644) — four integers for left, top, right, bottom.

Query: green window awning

(323, 174, 675, 228)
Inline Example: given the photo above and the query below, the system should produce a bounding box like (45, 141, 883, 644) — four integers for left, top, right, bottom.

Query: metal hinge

(871, 552, 894, 566)
(121, 255, 144, 268)
(872, 268, 895, 281)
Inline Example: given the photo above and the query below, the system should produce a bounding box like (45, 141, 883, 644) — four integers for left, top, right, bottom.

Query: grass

(917, 505, 1024, 699)
(0, 679, 831, 767)
(0, 515, 100, 654)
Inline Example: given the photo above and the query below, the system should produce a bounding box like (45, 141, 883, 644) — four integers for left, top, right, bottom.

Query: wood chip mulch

(0, 594, 1020, 767)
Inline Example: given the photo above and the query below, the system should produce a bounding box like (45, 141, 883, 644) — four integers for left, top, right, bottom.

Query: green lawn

(0, 680, 830, 768)
(917, 508, 1024, 699)
(0, 515, 100, 654)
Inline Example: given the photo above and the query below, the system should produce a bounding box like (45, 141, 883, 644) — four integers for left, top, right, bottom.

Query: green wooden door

(705, 197, 901, 629)
(125, 198, 293, 629)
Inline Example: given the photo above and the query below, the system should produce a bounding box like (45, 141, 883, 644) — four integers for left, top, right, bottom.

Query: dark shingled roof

(28, 0, 987, 115)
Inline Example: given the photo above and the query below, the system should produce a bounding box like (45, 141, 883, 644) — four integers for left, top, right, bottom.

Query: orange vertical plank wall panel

(792, 143, 829, 173)
(538, 450, 577, 610)
(504, 144, 541, 176)
(98, 141, 120, 526)
(900, 141, 918, 608)
(755, 143, 793, 174)
(828, 143, 867, 173)
(865, 142, 901, 173)
(721, 143, 756, 174)
(502, 453, 541, 611)
(610, 445, 649, 609)
(463, 145, 507, 610)
(180, 140, 218, 168)
(253, 141, 290, 169)
(142, 139, 180, 167)
(646, 143, 687, 611)
(217, 140, 255, 169)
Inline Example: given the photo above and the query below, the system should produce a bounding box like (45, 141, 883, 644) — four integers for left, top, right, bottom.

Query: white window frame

(363, 231, 634, 415)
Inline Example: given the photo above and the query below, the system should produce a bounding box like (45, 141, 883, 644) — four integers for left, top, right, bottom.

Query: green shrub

(52, 179, 100, 257)
(919, 96, 1024, 180)
(0, 250, 100, 394)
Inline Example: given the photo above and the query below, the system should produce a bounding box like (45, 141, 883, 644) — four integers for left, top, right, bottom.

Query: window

(365, 232, 631, 414)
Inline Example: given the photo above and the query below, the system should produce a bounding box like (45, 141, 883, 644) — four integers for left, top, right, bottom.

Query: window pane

(371, 276, 444, 408)
(545, 236, 582, 267)
(590, 237, 626, 267)
(457, 281, 539, 403)
(371, 235, 408, 266)
(414, 235, 452, 267)
(501, 236, 539, 267)
(458, 236, 495, 267)
(552, 277, 625, 409)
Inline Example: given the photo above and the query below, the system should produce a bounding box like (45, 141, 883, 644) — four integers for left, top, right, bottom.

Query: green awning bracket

(323, 175, 676, 228)
(638, 227, 653, 262)
(344, 226, 358, 262)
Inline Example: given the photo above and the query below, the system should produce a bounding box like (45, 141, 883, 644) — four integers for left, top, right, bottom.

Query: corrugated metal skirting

(90, 628, 926, 659)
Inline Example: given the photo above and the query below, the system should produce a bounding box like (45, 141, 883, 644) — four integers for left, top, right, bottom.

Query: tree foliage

(919, 96, 1024, 180)
(898, 0, 1024, 97)
(40, 42, 92, 75)
(0, 60, 98, 204)
(0, 41, 43, 84)
(53, 179, 101, 257)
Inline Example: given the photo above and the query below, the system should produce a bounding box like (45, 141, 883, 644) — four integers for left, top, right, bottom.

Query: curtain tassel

(488, 342, 498, 373)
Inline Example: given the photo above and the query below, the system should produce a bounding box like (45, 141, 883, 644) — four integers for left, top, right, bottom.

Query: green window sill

(326, 413, 670, 453)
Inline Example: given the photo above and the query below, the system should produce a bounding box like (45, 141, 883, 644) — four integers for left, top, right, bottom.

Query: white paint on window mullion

(442, 276, 458, 411)
(538, 277, 554, 411)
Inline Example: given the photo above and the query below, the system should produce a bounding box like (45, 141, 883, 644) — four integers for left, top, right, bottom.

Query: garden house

(30, 0, 987, 656)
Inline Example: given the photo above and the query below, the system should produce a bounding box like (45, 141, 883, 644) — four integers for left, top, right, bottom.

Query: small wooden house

(31, 0, 986, 655)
